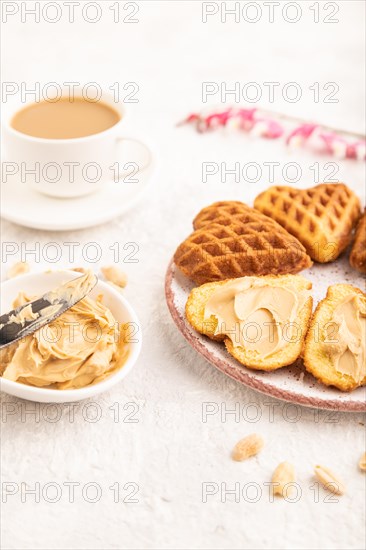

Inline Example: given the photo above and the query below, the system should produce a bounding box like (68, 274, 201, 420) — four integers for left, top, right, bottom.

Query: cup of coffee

(2, 89, 151, 198)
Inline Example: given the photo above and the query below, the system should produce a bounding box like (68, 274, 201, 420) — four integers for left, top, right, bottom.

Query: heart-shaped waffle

(174, 201, 312, 285)
(192, 201, 277, 230)
(254, 183, 361, 263)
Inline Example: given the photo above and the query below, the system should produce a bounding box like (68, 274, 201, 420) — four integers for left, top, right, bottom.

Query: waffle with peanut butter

(174, 201, 312, 285)
(304, 284, 366, 391)
(186, 274, 313, 371)
(254, 183, 361, 263)
(350, 208, 366, 274)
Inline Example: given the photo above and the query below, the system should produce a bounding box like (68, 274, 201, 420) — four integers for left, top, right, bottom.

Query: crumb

(101, 266, 128, 289)
(7, 261, 30, 279)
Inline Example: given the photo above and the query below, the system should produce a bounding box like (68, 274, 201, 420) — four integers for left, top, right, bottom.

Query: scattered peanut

(101, 266, 128, 289)
(7, 261, 30, 279)
(232, 434, 264, 462)
(359, 452, 366, 472)
(314, 465, 345, 495)
(271, 462, 295, 498)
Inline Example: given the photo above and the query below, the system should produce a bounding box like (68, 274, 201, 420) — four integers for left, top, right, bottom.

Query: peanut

(231, 434, 264, 462)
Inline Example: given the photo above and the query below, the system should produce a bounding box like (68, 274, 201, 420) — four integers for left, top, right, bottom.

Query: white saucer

(1, 148, 156, 231)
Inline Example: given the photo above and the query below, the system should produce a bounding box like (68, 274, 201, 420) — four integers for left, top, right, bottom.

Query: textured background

(1, 2, 366, 549)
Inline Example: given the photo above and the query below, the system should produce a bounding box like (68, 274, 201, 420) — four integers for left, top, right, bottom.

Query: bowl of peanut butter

(0, 270, 141, 402)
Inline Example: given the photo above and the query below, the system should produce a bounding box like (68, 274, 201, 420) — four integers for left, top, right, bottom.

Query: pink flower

(235, 108, 257, 130)
(251, 118, 284, 139)
(345, 140, 366, 160)
(319, 133, 348, 158)
(205, 109, 232, 129)
(286, 123, 318, 146)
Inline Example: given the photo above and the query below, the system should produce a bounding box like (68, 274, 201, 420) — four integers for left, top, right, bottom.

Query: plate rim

(165, 258, 366, 413)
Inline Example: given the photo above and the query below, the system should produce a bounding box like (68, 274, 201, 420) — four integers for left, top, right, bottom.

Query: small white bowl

(0, 270, 141, 403)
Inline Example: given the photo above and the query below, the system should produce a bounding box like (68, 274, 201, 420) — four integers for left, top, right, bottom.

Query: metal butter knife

(0, 272, 97, 349)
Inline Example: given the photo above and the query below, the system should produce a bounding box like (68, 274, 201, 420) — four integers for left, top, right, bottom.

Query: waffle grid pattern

(254, 184, 361, 263)
(175, 202, 312, 285)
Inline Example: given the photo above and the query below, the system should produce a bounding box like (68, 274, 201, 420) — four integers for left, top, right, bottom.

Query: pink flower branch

(179, 108, 365, 161)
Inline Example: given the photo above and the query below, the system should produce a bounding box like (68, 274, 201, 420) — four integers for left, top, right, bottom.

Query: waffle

(350, 208, 366, 274)
(193, 201, 280, 230)
(254, 183, 361, 263)
(186, 274, 313, 371)
(304, 284, 366, 391)
(174, 202, 312, 285)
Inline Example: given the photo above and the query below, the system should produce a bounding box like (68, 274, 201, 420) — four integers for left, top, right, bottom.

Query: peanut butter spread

(0, 271, 97, 331)
(204, 278, 308, 358)
(8, 304, 38, 325)
(0, 290, 128, 390)
(325, 296, 366, 383)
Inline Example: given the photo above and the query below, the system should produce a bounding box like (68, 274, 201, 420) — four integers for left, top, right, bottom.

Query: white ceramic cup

(2, 90, 151, 198)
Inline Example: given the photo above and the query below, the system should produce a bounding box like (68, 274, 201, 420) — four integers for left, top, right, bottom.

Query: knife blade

(0, 271, 97, 349)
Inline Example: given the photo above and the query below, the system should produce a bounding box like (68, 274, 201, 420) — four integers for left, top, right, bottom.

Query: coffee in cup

(11, 97, 121, 140)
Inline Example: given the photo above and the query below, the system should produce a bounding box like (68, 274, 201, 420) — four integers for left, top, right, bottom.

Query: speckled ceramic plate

(165, 257, 366, 412)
